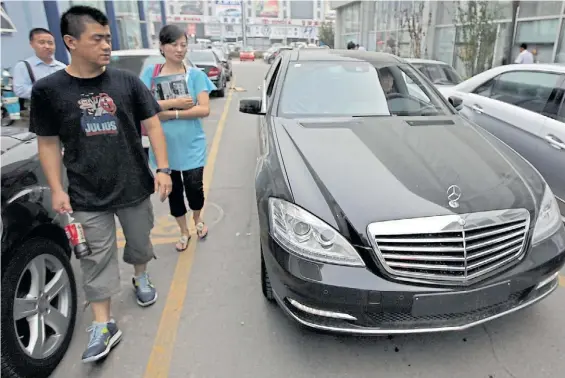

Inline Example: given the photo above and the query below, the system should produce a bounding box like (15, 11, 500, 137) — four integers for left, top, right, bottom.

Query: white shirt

(515, 50, 534, 64)
(13, 55, 66, 99)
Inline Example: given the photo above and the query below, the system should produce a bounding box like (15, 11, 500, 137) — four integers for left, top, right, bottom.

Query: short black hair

(159, 25, 187, 46)
(520, 43, 528, 49)
(29, 28, 53, 41)
(158, 25, 188, 57)
(60, 5, 109, 48)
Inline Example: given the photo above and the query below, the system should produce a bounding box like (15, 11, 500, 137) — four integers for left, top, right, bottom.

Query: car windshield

(190, 50, 216, 62)
(279, 61, 452, 117)
(109, 54, 165, 75)
(413, 63, 462, 85)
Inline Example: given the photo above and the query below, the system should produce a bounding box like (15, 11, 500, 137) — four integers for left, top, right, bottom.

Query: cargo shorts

(71, 197, 155, 302)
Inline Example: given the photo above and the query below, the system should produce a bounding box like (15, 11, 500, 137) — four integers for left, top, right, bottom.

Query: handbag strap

(150, 63, 162, 90)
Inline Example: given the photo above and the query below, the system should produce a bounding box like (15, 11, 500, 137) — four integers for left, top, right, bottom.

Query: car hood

(276, 116, 540, 238)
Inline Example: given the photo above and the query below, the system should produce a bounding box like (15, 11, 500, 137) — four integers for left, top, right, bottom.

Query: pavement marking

(143, 76, 236, 378)
(560, 274, 565, 287)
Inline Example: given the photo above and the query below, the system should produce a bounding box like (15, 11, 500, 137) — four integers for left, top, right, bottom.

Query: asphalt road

(53, 61, 565, 378)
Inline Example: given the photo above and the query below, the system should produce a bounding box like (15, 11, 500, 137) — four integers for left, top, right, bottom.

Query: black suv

(1, 124, 77, 378)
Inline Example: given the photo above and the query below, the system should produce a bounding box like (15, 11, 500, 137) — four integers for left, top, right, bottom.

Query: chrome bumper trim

(273, 275, 559, 335)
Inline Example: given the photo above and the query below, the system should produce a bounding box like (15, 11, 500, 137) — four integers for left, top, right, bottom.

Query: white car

(109, 49, 195, 154)
(442, 63, 565, 218)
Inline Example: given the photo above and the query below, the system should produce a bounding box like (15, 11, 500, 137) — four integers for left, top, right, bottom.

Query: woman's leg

(168, 170, 191, 250)
(182, 167, 208, 238)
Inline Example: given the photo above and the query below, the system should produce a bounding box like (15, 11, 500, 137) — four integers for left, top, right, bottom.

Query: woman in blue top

(141, 25, 216, 250)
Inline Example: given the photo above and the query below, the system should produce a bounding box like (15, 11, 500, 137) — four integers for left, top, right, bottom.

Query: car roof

(111, 49, 160, 57)
(404, 58, 451, 65)
(291, 49, 403, 64)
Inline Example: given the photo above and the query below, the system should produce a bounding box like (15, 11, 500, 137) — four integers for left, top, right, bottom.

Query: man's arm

(12, 61, 33, 99)
(142, 115, 169, 169)
(37, 136, 64, 192)
(131, 73, 169, 168)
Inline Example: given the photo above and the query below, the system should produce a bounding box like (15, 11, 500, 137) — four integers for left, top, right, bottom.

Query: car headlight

(532, 185, 563, 245)
(268, 198, 365, 266)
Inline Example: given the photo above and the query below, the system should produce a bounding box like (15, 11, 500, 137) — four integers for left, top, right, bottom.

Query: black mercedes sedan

(1, 124, 77, 377)
(239, 50, 565, 335)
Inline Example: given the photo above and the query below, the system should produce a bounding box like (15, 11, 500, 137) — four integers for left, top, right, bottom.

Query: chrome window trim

(366, 209, 531, 285)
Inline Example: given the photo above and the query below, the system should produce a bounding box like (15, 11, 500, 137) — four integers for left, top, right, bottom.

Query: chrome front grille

(367, 209, 530, 283)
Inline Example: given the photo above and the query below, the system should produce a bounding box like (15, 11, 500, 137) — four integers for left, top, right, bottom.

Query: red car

(239, 48, 255, 62)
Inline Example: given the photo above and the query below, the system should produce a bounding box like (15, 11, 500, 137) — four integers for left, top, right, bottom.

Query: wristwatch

(156, 168, 172, 175)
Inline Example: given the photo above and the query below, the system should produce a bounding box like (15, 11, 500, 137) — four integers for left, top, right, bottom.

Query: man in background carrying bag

(13, 28, 66, 111)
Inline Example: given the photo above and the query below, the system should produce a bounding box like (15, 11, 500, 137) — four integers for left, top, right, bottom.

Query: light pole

(240, 0, 247, 48)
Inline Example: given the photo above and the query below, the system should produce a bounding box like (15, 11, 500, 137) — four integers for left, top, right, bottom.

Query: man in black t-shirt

(30, 6, 173, 363)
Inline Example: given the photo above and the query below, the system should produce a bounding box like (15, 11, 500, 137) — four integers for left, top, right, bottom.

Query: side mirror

(221, 58, 228, 63)
(239, 98, 264, 115)
(448, 96, 463, 111)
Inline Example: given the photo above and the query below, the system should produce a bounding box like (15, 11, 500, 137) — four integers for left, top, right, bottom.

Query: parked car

(1, 125, 78, 378)
(405, 58, 463, 89)
(188, 49, 227, 97)
(267, 46, 293, 64)
(212, 48, 232, 81)
(441, 64, 565, 219)
(109, 49, 195, 155)
(239, 47, 255, 62)
(239, 49, 565, 335)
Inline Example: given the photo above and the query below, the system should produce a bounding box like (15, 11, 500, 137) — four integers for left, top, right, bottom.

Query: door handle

(471, 104, 483, 114)
(545, 134, 565, 150)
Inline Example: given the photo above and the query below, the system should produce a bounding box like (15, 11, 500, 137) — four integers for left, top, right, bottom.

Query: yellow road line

(559, 274, 565, 287)
(143, 77, 236, 378)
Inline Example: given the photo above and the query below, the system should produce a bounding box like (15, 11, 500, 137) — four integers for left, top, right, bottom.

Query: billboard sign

(255, 0, 280, 18)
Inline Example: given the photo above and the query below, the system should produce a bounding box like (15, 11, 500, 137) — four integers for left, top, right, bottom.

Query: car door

(539, 83, 565, 215)
(457, 70, 565, 187)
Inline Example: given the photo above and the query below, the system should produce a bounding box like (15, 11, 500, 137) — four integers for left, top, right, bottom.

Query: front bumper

(262, 226, 565, 335)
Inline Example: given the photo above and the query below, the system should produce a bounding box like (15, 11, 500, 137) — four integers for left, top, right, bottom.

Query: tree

(318, 21, 335, 48)
(397, 1, 430, 58)
(454, 1, 499, 76)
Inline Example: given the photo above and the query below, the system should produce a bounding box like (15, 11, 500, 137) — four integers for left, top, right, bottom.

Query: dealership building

(331, 0, 565, 76)
(1, 0, 335, 70)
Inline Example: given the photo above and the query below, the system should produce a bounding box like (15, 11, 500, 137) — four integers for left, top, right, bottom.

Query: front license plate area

(411, 280, 513, 317)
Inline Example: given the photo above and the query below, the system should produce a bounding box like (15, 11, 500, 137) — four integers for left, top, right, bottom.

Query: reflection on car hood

(276, 116, 538, 236)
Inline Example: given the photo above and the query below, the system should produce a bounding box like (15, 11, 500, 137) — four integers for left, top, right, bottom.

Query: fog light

(287, 298, 357, 321)
(535, 272, 559, 290)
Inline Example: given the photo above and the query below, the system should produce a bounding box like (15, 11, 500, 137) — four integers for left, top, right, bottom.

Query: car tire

(1, 238, 78, 378)
(261, 250, 275, 302)
(216, 86, 226, 98)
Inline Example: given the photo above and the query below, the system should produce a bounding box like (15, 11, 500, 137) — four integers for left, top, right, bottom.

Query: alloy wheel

(13, 254, 72, 359)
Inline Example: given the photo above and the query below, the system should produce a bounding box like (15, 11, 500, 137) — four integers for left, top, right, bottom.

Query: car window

(279, 61, 451, 117)
(414, 63, 462, 85)
(474, 71, 564, 115)
(109, 55, 165, 75)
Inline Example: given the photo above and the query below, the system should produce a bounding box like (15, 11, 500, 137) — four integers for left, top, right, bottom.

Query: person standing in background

(30, 6, 172, 363)
(13, 28, 66, 110)
(140, 25, 216, 251)
(515, 43, 534, 64)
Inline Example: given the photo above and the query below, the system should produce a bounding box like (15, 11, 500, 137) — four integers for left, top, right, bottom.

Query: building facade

(148, 0, 335, 50)
(1, 0, 331, 71)
(332, 0, 565, 76)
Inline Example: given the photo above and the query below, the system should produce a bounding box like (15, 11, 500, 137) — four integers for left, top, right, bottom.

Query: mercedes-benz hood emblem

(447, 185, 462, 208)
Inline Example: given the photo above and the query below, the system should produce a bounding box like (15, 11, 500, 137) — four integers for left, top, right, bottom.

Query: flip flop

(175, 234, 190, 251)
(196, 222, 208, 240)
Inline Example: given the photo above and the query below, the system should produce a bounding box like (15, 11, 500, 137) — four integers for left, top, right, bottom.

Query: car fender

(1, 186, 71, 271)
